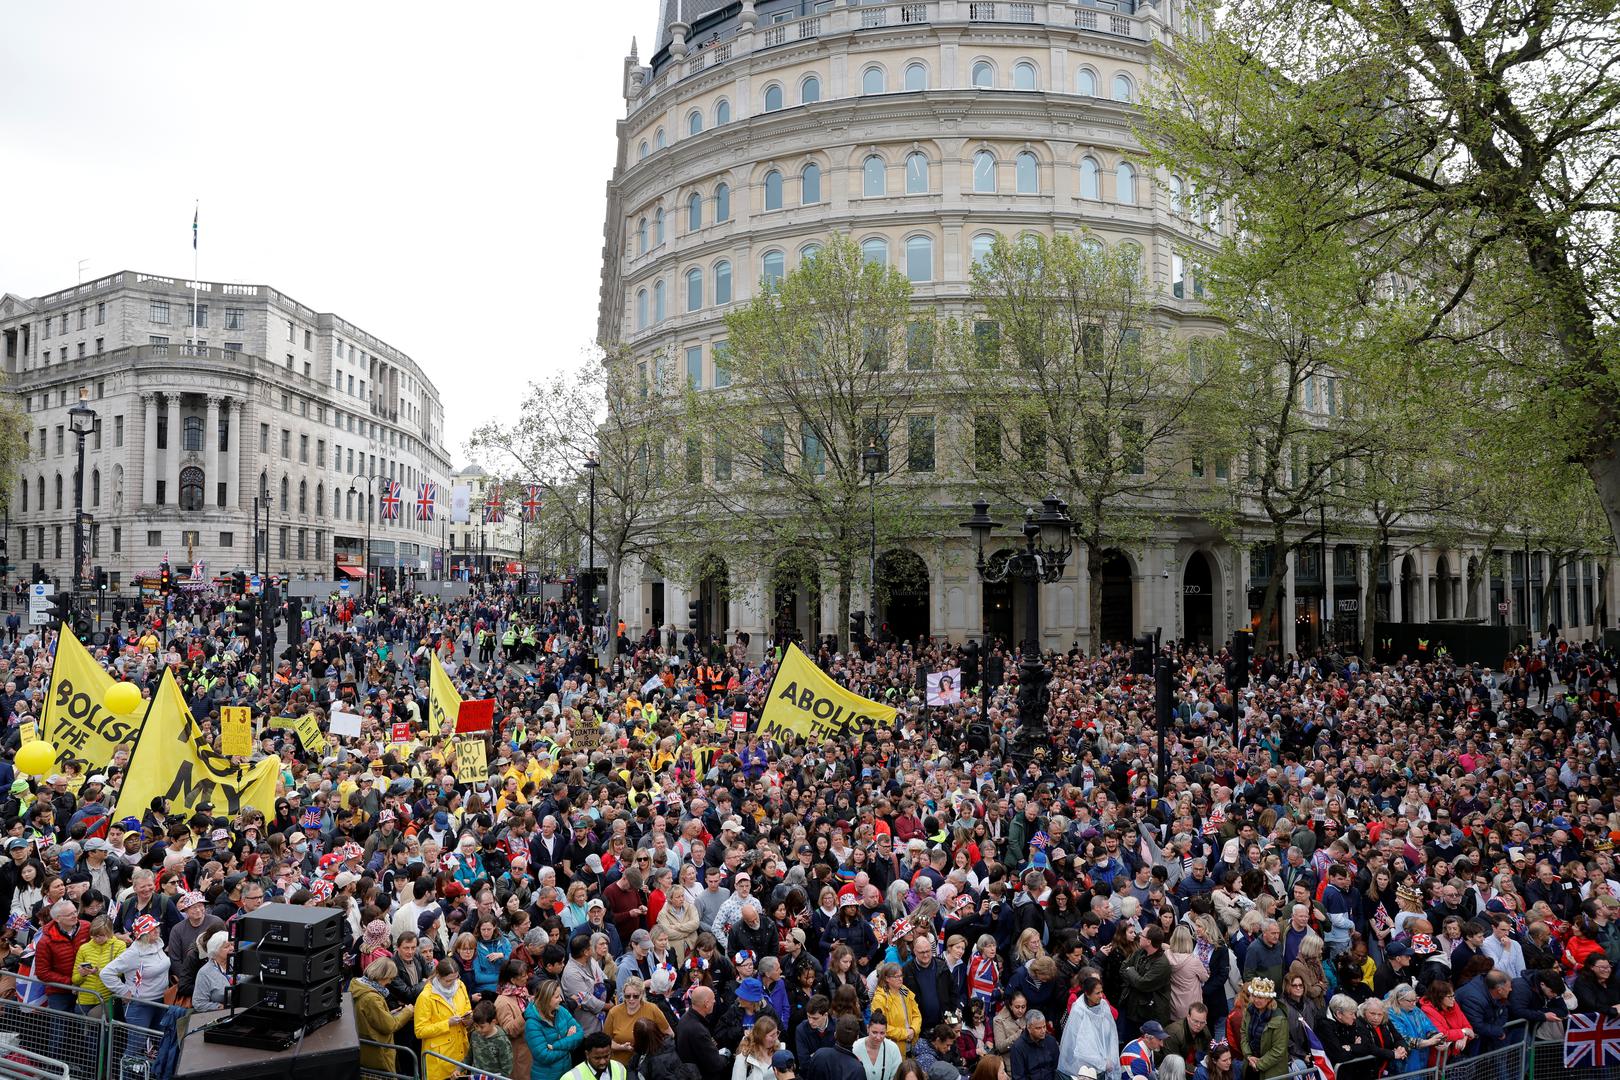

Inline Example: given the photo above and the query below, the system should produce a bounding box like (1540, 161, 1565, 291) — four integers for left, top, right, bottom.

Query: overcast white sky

(0, 0, 658, 461)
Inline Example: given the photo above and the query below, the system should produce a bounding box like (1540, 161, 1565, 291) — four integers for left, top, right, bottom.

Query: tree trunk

(605, 555, 622, 664)
(1362, 539, 1383, 663)
(837, 558, 853, 654)
(1253, 532, 1289, 658)
(1086, 540, 1106, 657)
(1588, 450, 1620, 560)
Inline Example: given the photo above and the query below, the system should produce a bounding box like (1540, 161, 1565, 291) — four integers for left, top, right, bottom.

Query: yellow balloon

(104, 681, 143, 716)
(14, 740, 57, 776)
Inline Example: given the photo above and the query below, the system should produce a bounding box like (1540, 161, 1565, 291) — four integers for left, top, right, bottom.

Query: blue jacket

(1455, 978, 1509, 1055)
(473, 935, 512, 994)
(523, 1002, 583, 1080)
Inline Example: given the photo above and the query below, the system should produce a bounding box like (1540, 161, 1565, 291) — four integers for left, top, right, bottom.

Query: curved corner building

(596, 0, 1611, 655)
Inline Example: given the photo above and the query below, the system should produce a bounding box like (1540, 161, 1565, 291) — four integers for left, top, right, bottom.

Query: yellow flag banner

(219, 706, 254, 757)
(454, 739, 488, 784)
(113, 669, 279, 820)
(42, 626, 142, 775)
(758, 643, 896, 741)
(428, 660, 462, 738)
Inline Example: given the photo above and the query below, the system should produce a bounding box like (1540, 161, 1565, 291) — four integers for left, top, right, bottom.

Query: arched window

(861, 237, 889, 266)
(801, 162, 821, 205)
(638, 141, 648, 160)
(1013, 62, 1037, 90)
(54, 474, 62, 509)
(636, 289, 648, 329)
(801, 75, 821, 103)
(637, 217, 647, 254)
(764, 169, 784, 210)
(1120, 242, 1144, 282)
(181, 466, 205, 512)
(686, 267, 704, 312)
(972, 61, 994, 88)
(91, 468, 99, 507)
(973, 150, 996, 192)
(1112, 73, 1134, 102)
(19, 477, 27, 512)
(1079, 235, 1104, 257)
(862, 67, 885, 95)
(1168, 175, 1184, 215)
(905, 235, 933, 282)
(35, 476, 42, 511)
(763, 84, 784, 112)
(1079, 156, 1100, 199)
(905, 63, 927, 91)
(1016, 151, 1038, 194)
(863, 155, 886, 197)
(279, 475, 289, 512)
(800, 242, 822, 261)
(1077, 68, 1097, 96)
(654, 208, 665, 246)
(1117, 161, 1137, 204)
(965, 234, 991, 268)
(688, 110, 704, 136)
(655, 127, 666, 149)
(760, 250, 785, 285)
(715, 99, 731, 125)
(905, 152, 929, 194)
(715, 183, 731, 222)
(653, 280, 666, 322)
(316, 482, 325, 518)
(714, 260, 733, 304)
(688, 191, 703, 231)
(183, 415, 204, 451)
(298, 479, 308, 514)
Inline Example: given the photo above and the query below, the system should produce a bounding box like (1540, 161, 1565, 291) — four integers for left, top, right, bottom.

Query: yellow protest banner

(113, 669, 279, 820)
(758, 643, 896, 741)
(428, 660, 462, 738)
(290, 713, 326, 756)
(42, 626, 141, 774)
(18, 721, 38, 744)
(219, 706, 254, 757)
(454, 739, 488, 783)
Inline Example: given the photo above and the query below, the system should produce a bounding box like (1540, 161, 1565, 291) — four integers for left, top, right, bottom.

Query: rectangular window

(219, 530, 234, 548)
(973, 319, 1000, 364)
(974, 415, 1002, 470)
(1123, 419, 1145, 474)
(149, 335, 169, 346)
(287, 321, 296, 342)
(76, 343, 85, 359)
(800, 425, 825, 475)
(259, 423, 269, 453)
(188, 303, 208, 328)
(761, 424, 786, 474)
(686, 346, 703, 389)
(112, 526, 121, 553)
(278, 526, 289, 558)
(906, 415, 936, 471)
(685, 435, 703, 483)
(1214, 457, 1230, 480)
(713, 437, 732, 480)
(95, 302, 106, 325)
(156, 480, 166, 505)
(93, 423, 101, 451)
(1020, 416, 1046, 468)
(95, 338, 104, 354)
(304, 329, 312, 350)
(281, 429, 291, 458)
(317, 439, 326, 466)
(297, 529, 307, 559)
(78, 308, 86, 330)
(713, 341, 732, 387)
(224, 341, 242, 353)
(225, 308, 245, 330)
(54, 526, 62, 560)
(906, 322, 934, 370)
(300, 434, 309, 463)
(149, 301, 170, 324)
(147, 529, 162, 547)
(54, 426, 64, 455)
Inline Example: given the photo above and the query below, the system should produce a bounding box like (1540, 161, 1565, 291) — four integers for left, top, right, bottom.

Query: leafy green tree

(1150, 0, 1620, 549)
(681, 237, 940, 651)
(966, 233, 1226, 653)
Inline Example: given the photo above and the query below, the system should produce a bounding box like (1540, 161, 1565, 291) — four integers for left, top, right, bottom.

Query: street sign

(28, 582, 49, 626)
(248, 574, 262, 594)
(1498, 601, 1511, 614)
(338, 581, 351, 597)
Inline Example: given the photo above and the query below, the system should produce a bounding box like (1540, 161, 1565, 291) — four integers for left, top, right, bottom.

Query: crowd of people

(1, 582, 1618, 1080)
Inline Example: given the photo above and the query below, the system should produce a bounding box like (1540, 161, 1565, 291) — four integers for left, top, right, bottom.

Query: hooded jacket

(99, 940, 172, 1003)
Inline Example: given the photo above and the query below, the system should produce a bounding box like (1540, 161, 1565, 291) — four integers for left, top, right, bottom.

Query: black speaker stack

(204, 903, 346, 1051)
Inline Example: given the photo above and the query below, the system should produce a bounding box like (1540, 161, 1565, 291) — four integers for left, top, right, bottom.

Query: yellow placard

(18, 721, 38, 744)
(42, 626, 141, 774)
(758, 643, 897, 741)
(454, 739, 488, 784)
(429, 660, 462, 738)
(290, 713, 326, 755)
(112, 669, 279, 820)
(219, 706, 254, 757)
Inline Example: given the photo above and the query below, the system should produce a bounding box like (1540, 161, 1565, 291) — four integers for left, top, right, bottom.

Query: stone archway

(1400, 554, 1419, 622)
(875, 548, 929, 644)
(1183, 550, 1216, 649)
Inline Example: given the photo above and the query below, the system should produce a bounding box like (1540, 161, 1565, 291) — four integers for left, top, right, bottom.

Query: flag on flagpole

(379, 479, 402, 522)
(193, 203, 198, 250)
(417, 482, 436, 522)
(521, 484, 543, 523)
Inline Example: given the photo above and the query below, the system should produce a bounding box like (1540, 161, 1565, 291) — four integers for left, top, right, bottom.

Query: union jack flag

(379, 479, 402, 522)
(417, 482, 436, 522)
(521, 484, 543, 523)
(483, 483, 505, 523)
(1564, 1013, 1620, 1068)
(1302, 1022, 1336, 1080)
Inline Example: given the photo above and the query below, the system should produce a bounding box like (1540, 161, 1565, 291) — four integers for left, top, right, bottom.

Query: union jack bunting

(1564, 1013, 1620, 1068)
(482, 485, 505, 523)
(379, 479, 402, 522)
(417, 482, 436, 522)
(521, 484, 543, 523)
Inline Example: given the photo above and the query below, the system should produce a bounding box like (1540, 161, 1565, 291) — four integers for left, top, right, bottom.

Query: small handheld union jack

(379, 479, 402, 522)
(417, 482, 436, 522)
(522, 484, 543, 523)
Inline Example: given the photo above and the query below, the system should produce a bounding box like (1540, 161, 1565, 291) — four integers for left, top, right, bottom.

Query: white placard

(328, 709, 362, 738)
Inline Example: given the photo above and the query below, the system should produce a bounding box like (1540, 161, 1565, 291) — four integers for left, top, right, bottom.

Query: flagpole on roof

(191, 199, 200, 354)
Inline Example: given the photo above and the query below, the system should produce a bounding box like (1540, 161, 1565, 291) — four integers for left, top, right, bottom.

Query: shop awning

(336, 565, 365, 580)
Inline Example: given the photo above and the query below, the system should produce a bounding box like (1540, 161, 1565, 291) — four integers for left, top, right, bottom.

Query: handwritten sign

(391, 722, 412, 743)
(18, 720, 38, 744)
(454, 739, 488, 784)
(219, 706, 253, 757)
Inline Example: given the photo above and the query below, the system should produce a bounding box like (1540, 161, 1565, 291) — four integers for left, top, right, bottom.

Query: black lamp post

(68, 390, 97, 614)
(960, 495, 1073, 758)
(348, 473, 377, 600)
(862, 438, 881, 620)
(584, 455, 600, 637)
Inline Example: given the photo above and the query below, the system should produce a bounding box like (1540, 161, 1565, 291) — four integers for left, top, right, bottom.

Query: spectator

(354, 957, 415, 1075)
(418, 958, 474, 1080)
(1007, 1009, 1056, 1080)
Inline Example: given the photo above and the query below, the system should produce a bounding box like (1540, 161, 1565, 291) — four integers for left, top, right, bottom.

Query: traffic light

(236, 596, 258, 637)
(0, 534, 10, 576)
(233, 571, 248, 595)
(263, 585, 282, 629)
(850, 609, 867, 644)
(1131, 633, 1156, 675)
(687, 598, 702, 630)
(284, 596, 302, 647)
(94, 566, 108, 592)
(1228, 629, 1253, 690)
(46, 591, 72, 625)
(158, 561, 172, 595)
(32, 563, 47, 584)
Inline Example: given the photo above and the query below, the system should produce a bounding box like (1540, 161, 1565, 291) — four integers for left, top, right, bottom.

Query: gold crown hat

(1246, 977, 1277, 1000)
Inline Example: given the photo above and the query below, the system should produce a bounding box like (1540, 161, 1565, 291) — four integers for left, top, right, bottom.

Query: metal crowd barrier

(0, 1044, 72, 1080)
(1273, 1019, 1531, 1080)
(3, 982, 114, 1080)
(358, 1039, 419, 1080)
(420, 1050, 510, 1080)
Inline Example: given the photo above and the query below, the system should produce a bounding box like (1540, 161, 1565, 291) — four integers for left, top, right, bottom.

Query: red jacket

(33, 918, 91, 990)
